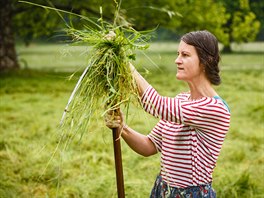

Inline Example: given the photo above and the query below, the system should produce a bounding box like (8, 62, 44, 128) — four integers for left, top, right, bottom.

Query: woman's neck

(187, 79, 217, 100)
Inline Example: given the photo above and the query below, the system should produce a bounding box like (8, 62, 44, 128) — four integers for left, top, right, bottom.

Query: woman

(105, 30, 230, 197)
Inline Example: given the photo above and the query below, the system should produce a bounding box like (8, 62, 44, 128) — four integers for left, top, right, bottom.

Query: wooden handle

(112, 127, 125, 198)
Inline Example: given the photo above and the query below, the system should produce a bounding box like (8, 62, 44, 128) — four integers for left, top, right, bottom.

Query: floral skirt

(150, 175, 216, 198)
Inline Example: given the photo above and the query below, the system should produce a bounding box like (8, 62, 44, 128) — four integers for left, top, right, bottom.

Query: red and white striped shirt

(141, 86, 230, 188)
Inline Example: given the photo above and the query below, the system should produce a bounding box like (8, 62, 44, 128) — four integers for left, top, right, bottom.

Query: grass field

(0, 42, 263, 197)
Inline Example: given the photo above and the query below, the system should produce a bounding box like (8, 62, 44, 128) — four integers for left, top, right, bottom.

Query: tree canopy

(218, 0, 261, 51)
(0, 0, 262, 71)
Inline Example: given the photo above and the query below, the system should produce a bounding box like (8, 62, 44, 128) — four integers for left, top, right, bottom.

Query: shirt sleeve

(141, 86, 230, 131)
(147, 120, 165, 152)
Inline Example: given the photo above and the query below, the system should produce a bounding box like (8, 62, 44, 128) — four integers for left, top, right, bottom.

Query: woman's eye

(177, 52, 189, 57)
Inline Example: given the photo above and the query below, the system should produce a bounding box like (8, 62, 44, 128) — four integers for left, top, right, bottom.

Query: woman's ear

(199, 63, 206, 73)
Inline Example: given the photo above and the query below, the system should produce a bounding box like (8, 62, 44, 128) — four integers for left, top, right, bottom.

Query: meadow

(0, 42, 263, 197)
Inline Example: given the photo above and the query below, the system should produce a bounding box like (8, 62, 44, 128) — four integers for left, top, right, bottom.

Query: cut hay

(58, 7, 152, 145)
(19, 0, 153, 147)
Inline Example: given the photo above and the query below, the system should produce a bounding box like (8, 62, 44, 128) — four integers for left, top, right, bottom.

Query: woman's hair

(181, 30, 221, 85)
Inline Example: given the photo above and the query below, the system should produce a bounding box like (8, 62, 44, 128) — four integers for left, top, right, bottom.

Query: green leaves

(231, 11, 260, 43)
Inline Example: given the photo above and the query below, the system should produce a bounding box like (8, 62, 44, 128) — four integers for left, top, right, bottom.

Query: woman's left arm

(141, 87, 231, 131)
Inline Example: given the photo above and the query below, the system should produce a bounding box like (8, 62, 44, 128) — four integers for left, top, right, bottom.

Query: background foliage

(12, 0, 262, 49)
(2, 0, 262, 70)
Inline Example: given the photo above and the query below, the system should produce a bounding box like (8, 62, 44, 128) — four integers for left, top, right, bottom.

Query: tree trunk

(0, 0, 19, 72)
(222, 44, 232, 53)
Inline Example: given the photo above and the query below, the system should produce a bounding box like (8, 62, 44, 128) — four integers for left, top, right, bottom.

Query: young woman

(105, 30, 231, 198)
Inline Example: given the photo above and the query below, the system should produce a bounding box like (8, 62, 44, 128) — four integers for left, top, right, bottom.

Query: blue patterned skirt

(150, 175, 216, 198)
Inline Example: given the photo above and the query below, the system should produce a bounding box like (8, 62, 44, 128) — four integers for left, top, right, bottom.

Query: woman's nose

(175, 56, 181, 65)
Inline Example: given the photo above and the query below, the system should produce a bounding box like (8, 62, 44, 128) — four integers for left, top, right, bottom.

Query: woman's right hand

(105, 108, 157, 157)
(104, 109, 124, 130)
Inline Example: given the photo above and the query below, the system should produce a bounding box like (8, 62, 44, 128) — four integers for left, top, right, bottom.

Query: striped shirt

(141, 86, 230, 188)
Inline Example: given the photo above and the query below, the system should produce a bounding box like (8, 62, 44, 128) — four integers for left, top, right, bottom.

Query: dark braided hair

(181, 30, 221, 85)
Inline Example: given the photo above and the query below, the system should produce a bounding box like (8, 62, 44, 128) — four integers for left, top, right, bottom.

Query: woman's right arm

(105, 109, 157, 157)
(121, 125, 157, 157)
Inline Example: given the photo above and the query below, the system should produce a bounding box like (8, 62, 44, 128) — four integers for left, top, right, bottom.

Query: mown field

(0, 42, 263, 197)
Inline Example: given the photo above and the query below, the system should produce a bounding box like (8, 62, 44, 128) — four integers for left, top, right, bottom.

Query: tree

(153, 0, 261, 52)
(250, 0, 264, 40)
(0, 0, 19, 71)
(1, 0, 177, 71)
(1, 0, 261, 71)
(1, 0, 61, 71)
(219, 0, 261, 52)
(167, 0, 230, 47)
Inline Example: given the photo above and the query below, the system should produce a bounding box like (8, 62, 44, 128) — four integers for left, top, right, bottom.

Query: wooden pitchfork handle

(112, 127, 125, 198)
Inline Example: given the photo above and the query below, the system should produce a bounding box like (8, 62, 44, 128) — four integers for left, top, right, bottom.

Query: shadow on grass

(0, 69, 78, 94)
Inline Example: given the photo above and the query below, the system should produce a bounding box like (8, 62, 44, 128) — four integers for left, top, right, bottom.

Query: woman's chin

(176, 74, 183, 80)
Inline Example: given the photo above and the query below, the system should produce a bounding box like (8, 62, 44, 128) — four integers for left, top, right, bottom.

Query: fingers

(105, 119, 121, 129)
(104, 109, 123, 129)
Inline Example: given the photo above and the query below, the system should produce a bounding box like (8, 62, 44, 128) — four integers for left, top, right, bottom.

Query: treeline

(0, 0, 263, 70)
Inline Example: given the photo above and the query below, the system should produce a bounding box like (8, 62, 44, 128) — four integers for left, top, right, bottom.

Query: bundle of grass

(19, 0, 153, 145)
(55, 5, 152, 145)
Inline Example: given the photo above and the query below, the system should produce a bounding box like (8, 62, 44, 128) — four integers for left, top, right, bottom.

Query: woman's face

(175, 40, 203, 83)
